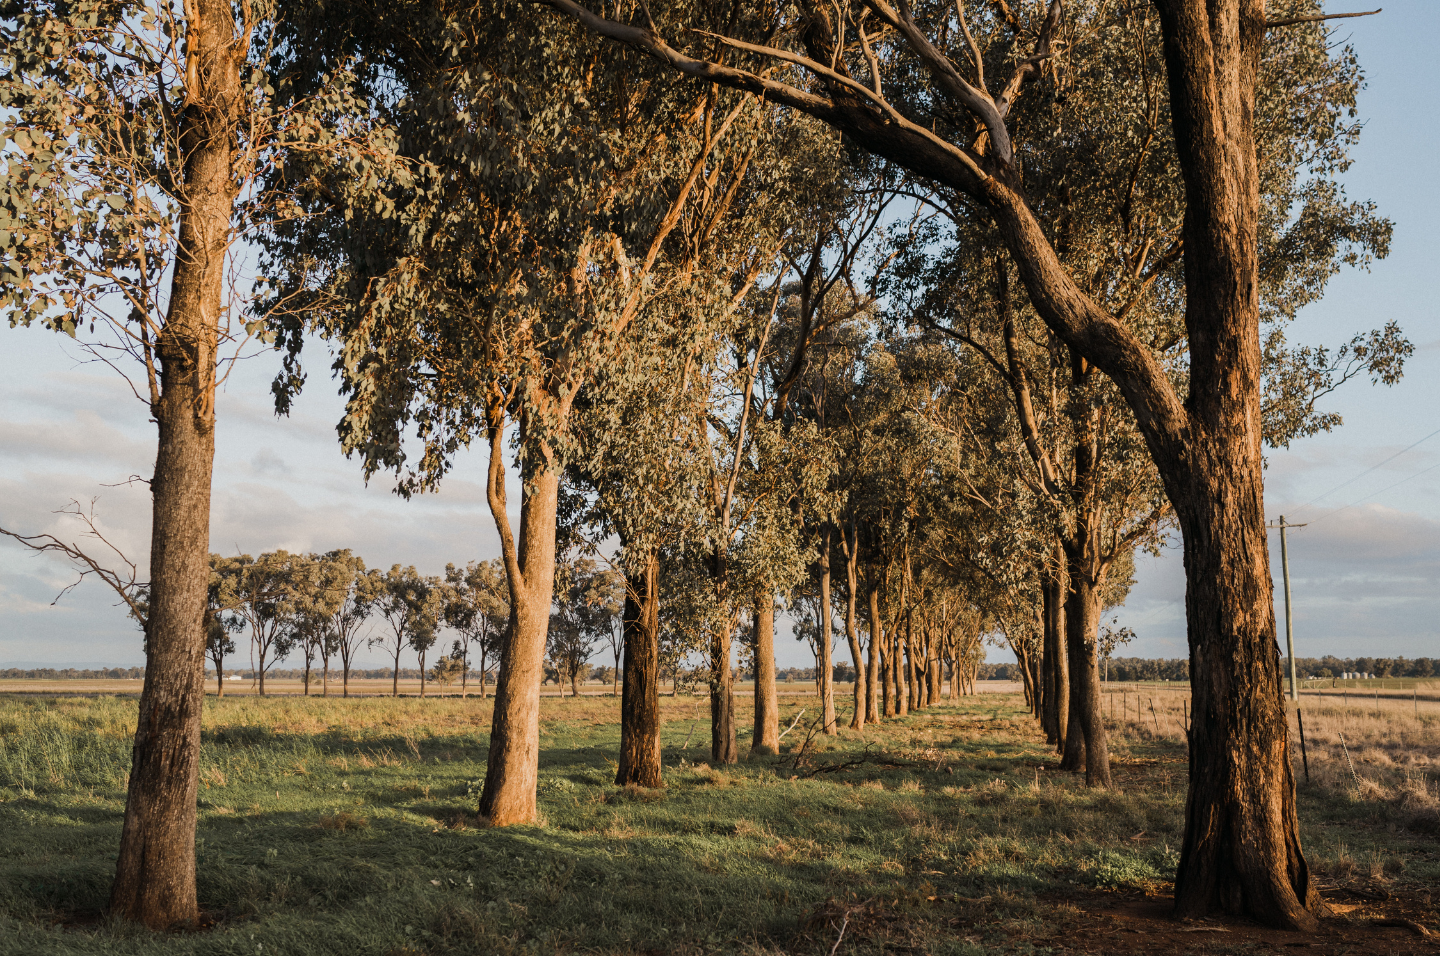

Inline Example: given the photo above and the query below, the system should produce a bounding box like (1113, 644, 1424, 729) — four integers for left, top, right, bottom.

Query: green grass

(0, 692, 1433, 955)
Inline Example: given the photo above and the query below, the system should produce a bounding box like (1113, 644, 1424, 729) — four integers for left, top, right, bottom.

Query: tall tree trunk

(751, 594, 780, 754)
(419, 649, 428, 698)
(865, 586, 882, 724)
(1150, 2, 1318, 928)
(818, 527, 837, 734)
(843, 523, 865, 730)
(322, 655, 329, 698)
(710, 620, 738, 764)
(617, 551, 661, 787)
(1064, 557, 1110, 786)
(1042, 552, 1068, 748)
(478, 464, 560, 826)
(390, 641, 402, 697)
(110, 0, 238, 927)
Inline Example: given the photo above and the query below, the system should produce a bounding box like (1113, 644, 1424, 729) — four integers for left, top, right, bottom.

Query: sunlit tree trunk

(817, 526, 837, 734)
(751, 594, 780, 754)
(479, 441, 560, 825)
(110, 0, 238, 927)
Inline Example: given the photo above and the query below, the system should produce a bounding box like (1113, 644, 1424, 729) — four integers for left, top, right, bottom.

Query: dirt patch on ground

(1040, 885, 1439, 954)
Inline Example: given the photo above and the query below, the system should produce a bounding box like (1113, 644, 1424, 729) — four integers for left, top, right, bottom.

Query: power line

(1311, 459, 1440, 525)
(1292, 425, 1440, 514)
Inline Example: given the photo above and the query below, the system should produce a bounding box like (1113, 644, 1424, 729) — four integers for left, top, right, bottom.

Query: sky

(2, 3, 1438, 671)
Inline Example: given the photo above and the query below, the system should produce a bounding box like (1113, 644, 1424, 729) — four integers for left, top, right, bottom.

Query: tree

(263, 0, 792, 823)
(430, 643, 467, 688)
(287, 553, 347, 696)
(443, 559, 509, 699)
(0, 0, 399, 925)
(372, 565, 438, 697)
(542, 0, 1407, 928)
(322, 554, 378, 698)
(218, 552, 302, 697)
(550, 556, 621, 698)
(205, 557, 242, 696)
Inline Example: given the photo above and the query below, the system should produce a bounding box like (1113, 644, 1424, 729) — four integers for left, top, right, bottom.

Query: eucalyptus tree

(325, 555, 379, 698)
(372, 565, 439, 697)
(205, 557, 243, 696)
(549, 555, 621, 698)
(443, 559, 508, 699)
(287, 553, 348, 696)
(0, 0, 400, 924)
(881, 0, 1401, 786)
(262, 0, 793, 824)
(540, 0, 1411, 927)
(216, 551, 303, 696)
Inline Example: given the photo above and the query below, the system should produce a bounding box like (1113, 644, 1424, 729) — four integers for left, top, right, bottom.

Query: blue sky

(2, 3, 1437, 670)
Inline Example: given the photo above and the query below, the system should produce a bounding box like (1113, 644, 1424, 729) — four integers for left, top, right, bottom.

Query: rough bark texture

(109, 0, 237, 928)
(710, 621, 738, 764)
(1063, 567, 1111, 786)
(478, 466, 559, 826)
(1155, 0, 1319, 930)
(751, 595, 780, 754)
(616, 552, 661, 787)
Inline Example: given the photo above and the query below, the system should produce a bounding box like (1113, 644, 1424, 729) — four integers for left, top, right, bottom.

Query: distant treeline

(1, 667, 146, 680)
(220, 667, 485, 681)
(983, 655, 1437, 683)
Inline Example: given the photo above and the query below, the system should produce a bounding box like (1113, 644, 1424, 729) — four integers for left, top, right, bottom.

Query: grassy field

(0, 690, 1436, 955)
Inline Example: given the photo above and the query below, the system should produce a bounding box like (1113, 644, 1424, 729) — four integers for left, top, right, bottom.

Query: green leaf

(104, 194, 125, 210)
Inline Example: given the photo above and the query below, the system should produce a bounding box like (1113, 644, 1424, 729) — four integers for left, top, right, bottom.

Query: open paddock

(0, 688, 1435, 954)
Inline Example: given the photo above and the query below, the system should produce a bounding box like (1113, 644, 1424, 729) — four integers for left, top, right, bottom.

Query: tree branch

(1266, 9, 1379, 28)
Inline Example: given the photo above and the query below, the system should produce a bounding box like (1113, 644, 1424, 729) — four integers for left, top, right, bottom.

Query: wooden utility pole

(1267, 516, 1307, 701)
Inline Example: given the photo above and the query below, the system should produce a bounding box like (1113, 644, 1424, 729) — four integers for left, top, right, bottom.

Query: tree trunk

(479, 466, 560, 826)
(109, 0, 238, 927)
(865, 586, 882, 724)
(818, 527, 836, 734)
(1063, 558, 1110, 786)
(710, 621, 738, 765)
(342, 662, 350, 698)
(303, 659, 311, 696)
(322, 656, 329, 698)
(391, 641, 402, 697)
(569, 667, 579, 699)
(258, 646, 269, 697)
(1150, 2, 1318, 929)
(419, 649, 428, 698)
(1042, 553, 1067, 748)
(617, 551, 661, 787)
(751, 594, 780, 754)
(843, 524, 865, 731)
